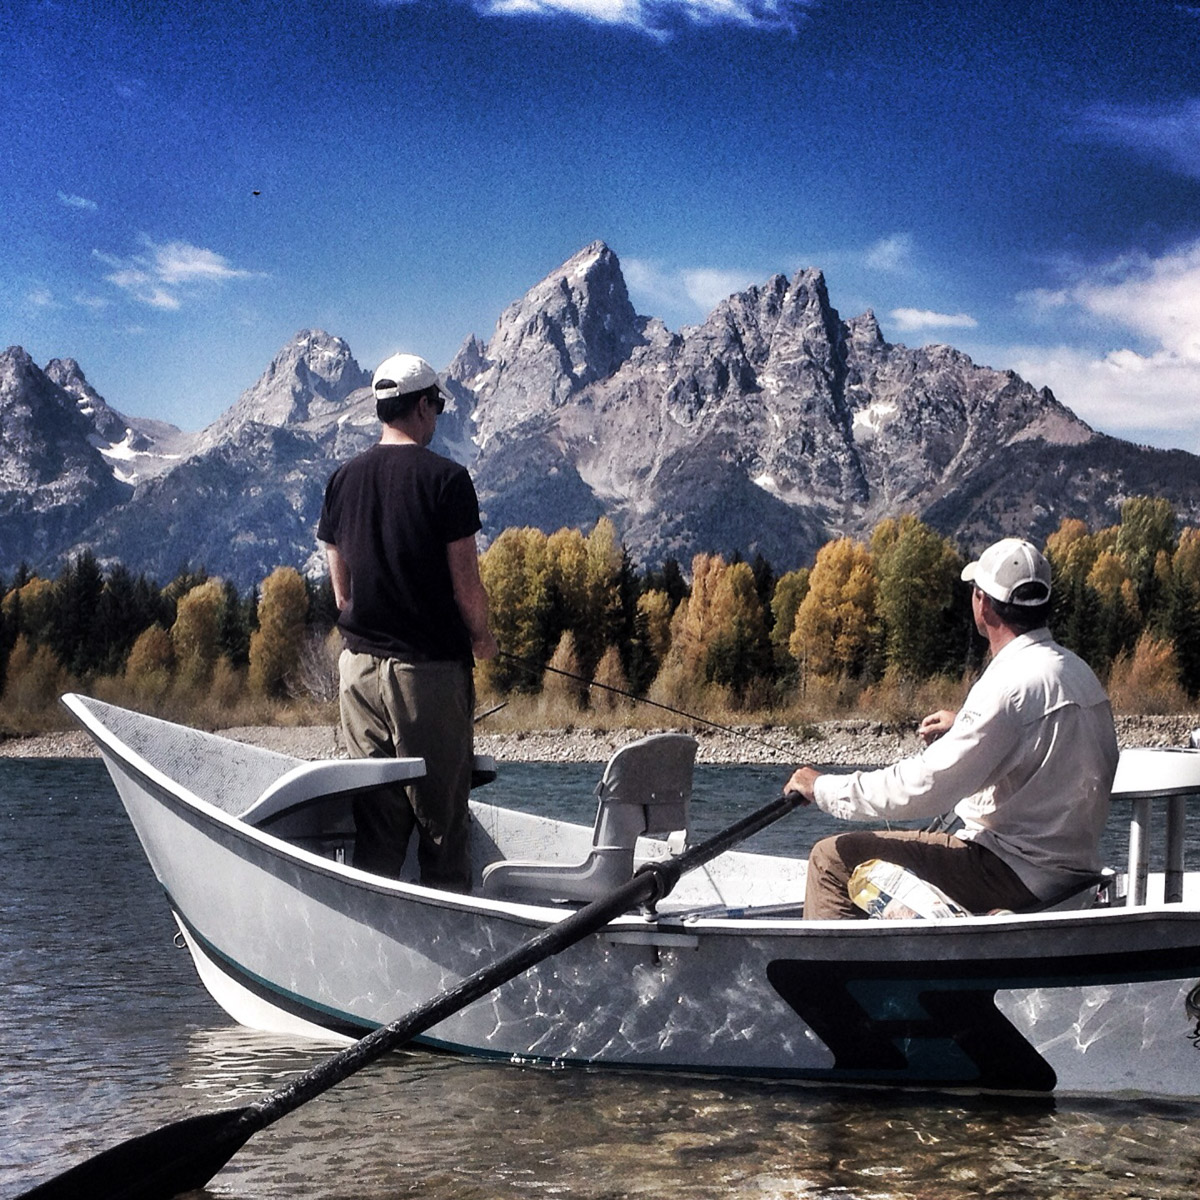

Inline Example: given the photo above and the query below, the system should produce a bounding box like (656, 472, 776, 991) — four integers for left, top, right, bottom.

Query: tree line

(2, 497, 1199, 735)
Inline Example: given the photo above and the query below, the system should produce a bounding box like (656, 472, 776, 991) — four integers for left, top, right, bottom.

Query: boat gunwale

(62, 695, 1200, 950)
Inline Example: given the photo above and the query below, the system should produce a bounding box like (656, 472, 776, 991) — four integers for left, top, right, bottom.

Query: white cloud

(94, 235, 260, 310)
(624, 257, 762, 319)
(864, 233, 915, 274)
(889, 307, 977, 332)
(57, 191, 97, 211)
(471, 0, 814, 36)
(1074, 96, 1200, 180)
(1011, 238, 1200, 452)
(681, 266, 763, 310)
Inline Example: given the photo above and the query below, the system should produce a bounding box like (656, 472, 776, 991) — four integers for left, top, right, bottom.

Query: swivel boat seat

(481, 732, 698, 903)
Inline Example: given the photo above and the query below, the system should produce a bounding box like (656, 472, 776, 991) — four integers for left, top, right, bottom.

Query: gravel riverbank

(3, 714, 1196, 766)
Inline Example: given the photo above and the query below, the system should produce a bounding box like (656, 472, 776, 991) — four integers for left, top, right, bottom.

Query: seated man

(784, 537, 1119, 919)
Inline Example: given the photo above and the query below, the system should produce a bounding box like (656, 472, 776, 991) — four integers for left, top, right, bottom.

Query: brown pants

(339, 651, 474, 892)
(804, 828, 1039, 920)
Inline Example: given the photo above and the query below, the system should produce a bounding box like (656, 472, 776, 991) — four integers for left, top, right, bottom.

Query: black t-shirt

(317, 443, 482, 662)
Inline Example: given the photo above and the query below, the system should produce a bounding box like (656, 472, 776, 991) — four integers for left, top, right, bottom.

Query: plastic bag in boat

(847, 858, 970, 919)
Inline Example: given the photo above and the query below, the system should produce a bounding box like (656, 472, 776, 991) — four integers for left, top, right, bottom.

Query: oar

(18, 789, 807, 1200)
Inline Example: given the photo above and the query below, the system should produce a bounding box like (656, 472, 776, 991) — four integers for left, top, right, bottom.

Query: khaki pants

(339, 650, 474, 892)
(804, 828, 1039, 920)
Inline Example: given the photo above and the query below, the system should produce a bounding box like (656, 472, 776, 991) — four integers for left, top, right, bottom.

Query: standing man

(785, 537, 1119, 919)
(318, 352, 497, 891)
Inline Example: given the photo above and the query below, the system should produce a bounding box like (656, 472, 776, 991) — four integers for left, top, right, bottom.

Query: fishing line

(495, 649, 794, 757)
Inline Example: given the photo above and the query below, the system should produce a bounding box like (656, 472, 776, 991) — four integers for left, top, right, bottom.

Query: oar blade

(17, 1106, 259, 1200)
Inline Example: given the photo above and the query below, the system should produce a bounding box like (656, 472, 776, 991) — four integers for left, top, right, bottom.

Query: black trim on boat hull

(767, 942, 1200, 1092)
(171, 905, 374, 1041)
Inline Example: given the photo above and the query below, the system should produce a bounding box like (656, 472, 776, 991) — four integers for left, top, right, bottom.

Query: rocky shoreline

(2, 714, 1196, 767)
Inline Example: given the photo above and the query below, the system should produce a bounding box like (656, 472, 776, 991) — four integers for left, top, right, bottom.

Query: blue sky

(3, 0, 1199, 453)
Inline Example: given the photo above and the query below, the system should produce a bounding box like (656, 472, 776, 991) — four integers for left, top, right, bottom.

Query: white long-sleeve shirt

(812, 628, 1120, 898)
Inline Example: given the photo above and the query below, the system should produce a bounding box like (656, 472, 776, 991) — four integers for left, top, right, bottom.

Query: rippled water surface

(4, 756, 1200, 1199)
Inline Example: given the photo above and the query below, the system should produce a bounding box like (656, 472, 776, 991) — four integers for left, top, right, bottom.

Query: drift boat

(64, 693, 1200, 1097)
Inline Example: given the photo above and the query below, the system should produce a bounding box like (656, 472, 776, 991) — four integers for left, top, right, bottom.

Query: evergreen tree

(750, 553, 776, 628)
(871, 517, 961, 681)
(641, 558, 687, 612)
(1115, 496, 1177, 624)
(91, 564, 165, 676)
(218, 579, 253, 665)
(307, 574, 339, 630)
(48, 551, 106, 676)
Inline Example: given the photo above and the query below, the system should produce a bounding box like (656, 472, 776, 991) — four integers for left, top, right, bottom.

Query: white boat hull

(64, 695, 1200, 1097)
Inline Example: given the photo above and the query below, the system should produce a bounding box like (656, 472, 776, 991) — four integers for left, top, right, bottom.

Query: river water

(3, 756, 1200, 1199)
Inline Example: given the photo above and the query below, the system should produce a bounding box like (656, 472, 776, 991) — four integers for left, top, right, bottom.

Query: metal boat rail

(1112, 737, 1200, 906)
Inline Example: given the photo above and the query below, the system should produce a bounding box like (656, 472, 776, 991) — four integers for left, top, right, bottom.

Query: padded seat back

(481, 732, 697, 903)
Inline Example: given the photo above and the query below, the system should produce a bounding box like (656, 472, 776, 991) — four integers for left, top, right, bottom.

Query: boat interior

(62, 694, 1200, 920)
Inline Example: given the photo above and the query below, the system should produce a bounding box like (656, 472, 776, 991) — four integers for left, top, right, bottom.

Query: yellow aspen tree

(646, 553, 723, 708)
(3, 576, 56, 646)
(0, 635, 67, 723)
(636, 589, 674, 668)
(1107, 632, 1186, 714)
(581, 517, 626, 675)
(478, 526, 551, 692)
(543, 629, 588, 711)
(170, 579, 225, 690)
(546, 527, 589, 615)
(704, 559, 769, 703)
(1087, 550, 1141, 670)
(124, 625, 175, 705)
(248, 567, 309, 697)
(591, 644, 630, 712)
(1045, 517, 1100, 587)
(667, 553, 726, 683)
(770, 568, 810, 671)
(790, 537, 877, 679)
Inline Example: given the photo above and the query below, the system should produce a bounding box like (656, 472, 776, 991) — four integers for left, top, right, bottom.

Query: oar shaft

(18, 790, 807, 1199)
(250, 790, 804, 1128)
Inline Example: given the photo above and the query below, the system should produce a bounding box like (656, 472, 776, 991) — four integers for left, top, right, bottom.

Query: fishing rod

(496, 649, 795, 757)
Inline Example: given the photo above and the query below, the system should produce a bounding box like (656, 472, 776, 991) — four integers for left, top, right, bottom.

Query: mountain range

(4, 241, 1200, 588)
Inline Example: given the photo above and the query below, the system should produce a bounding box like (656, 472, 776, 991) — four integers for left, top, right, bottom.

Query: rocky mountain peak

(468, 241, 649, 444)
(0, 346, 131, 565)
(5, 243, 1200, 589)
(847, 309, 885, 349)
(199, 329, 370, 448)
(1, 347, 88, 463)
(44, 357, 141, 450)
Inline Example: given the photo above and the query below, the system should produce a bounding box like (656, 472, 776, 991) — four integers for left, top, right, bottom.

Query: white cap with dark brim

(961, 537, 1052, 605)
(372, 352, 451, 404)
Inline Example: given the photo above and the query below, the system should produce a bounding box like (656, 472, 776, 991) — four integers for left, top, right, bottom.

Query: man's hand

(784, 765, 821, 804)
(473, 631, 499, 661)
(918, 708, 957, 744)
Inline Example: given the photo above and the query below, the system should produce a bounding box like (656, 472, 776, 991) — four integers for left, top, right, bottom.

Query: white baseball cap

(372, 353, 450, 404)
(961, 538, 1052, 605)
